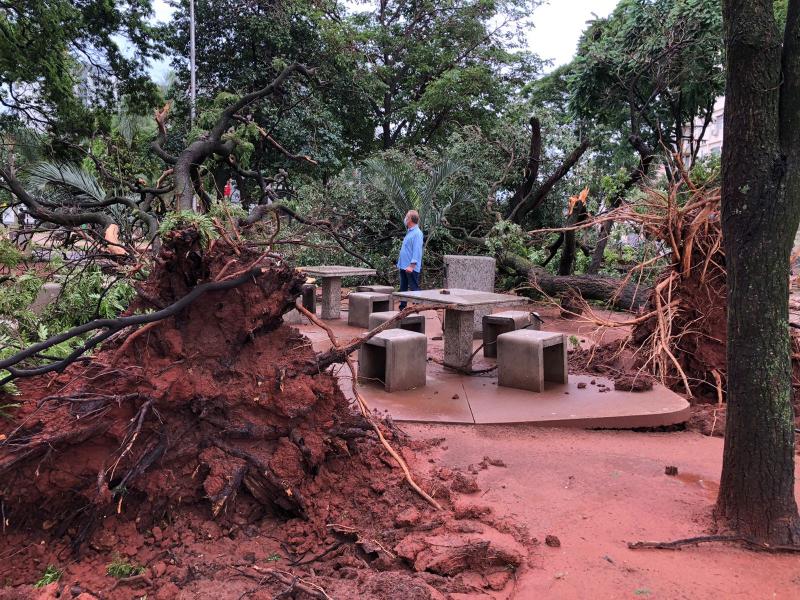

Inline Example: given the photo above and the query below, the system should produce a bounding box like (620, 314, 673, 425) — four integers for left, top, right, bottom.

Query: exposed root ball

(0, 228, 349, 548)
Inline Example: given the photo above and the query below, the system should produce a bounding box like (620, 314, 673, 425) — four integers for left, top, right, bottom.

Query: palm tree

(362, 155, 469, 244)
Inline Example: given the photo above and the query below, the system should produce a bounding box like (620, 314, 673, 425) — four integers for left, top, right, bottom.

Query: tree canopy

(0, 0, 163, 133)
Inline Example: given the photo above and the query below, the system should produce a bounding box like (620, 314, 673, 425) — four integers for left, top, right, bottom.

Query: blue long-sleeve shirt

(397, 225, 423, 272)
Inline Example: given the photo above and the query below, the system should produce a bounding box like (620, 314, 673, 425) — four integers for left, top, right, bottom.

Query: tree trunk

(716, 0, 800, 545)
(500, 252, 650, 312)
(558, 202, 588, 276)
(508, 140, 590, 225)
(506, 117, 542, 218)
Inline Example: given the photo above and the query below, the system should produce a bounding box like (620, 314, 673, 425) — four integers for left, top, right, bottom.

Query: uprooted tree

(0, 227, 530, 597)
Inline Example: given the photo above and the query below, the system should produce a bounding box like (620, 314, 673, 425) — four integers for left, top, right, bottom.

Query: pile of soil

(0, 228, 530, 599)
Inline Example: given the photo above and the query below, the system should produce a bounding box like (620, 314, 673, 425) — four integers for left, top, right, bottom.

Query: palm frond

(421, 157, 467, 205)
(8, 128, 45, 165)
(118, 109, 137, 148)
(26, 162, 106, 204)
(362, 158, 413, 211)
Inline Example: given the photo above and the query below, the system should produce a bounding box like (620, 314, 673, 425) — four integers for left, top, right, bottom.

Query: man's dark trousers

(399, 269, 420, 309)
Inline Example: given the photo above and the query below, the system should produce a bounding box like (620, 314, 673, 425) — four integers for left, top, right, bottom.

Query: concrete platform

(293, 302, 691, 428)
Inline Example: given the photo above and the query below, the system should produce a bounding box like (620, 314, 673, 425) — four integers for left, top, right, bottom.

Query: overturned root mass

(0, 228, 359, 546)
(0, 228, 529, 598)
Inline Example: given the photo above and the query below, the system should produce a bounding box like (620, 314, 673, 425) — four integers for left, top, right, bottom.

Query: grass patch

(34, 565, 62, 588)
(106, 555, 145, 579)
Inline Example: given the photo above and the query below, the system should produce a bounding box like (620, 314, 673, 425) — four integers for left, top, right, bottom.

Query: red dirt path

(404, 423, 800, 599)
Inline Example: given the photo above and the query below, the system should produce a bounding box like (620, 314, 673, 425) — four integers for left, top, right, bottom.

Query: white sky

(150, 0, 619, 78)
(529, 0, 618, 69)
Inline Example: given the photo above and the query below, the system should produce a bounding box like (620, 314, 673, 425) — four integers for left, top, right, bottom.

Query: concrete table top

(392, 288, 527, 310)
(298, 266, 377, 320)
(393, 288, 529, 368)
(299, 266, 377, 278)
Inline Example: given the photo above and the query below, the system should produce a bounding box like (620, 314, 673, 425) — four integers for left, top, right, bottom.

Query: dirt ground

(2, 267, 797, 599)
(405, 423, 800, 599)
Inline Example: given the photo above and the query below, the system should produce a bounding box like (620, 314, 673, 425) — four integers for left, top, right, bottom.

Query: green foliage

(26, 161, 107, 204)
(159, 212, 217, 247)
(484, 221, 527, 258)
(106, 555, 145, 579)
(570, 0, 724, 160)
(34, 565, 62, 588)
(42, 270, 135, 333)
(689, 154, 722, 188)
(0, 274, 42, 317)
(362, 154, 469, 238)
(208, 201, 248, 230)
(349, 0, 540, 148)
(0, 265, 135, 392)
(0, 1, 162, 133)
(0, 238, 22, 270)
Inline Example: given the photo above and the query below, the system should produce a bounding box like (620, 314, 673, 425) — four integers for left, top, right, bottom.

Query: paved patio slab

(292, 303, 691, 429)
(460, 374, 690, 427)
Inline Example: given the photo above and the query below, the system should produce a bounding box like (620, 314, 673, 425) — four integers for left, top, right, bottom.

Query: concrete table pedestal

(298, 266, 377, 320)
(443, 309, 475, 368)
(320, 277, 342, 319)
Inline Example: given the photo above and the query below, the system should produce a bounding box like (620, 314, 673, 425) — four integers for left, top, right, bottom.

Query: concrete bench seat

(497, 330, 568, 392)
(348, 292, 392, 328)
(368, 310, 426, 334)
(357, 285, 395, 294)
(358, 329, 427, 392)
(482, 310, 539, 358)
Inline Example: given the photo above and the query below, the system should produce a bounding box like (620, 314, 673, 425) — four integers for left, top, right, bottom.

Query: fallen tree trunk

(500, 252, 651, 312)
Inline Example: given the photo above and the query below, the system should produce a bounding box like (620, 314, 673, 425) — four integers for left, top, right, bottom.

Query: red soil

(405, 423, 800, 599)
(0, 230, 530, 599)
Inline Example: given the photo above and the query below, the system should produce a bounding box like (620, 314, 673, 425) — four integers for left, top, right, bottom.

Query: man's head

(404, 210, 420, 229)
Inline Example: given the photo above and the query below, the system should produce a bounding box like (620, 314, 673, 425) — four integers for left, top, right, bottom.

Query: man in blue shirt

(397, 210, 423, 309)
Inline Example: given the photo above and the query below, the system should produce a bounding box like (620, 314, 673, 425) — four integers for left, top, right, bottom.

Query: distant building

(682, 96, 725, 161)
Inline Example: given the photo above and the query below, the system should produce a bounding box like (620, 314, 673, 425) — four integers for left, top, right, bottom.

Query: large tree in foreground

(717, 0, 800, 544)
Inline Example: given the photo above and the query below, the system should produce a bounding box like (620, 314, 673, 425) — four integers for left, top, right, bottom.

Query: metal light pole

(189, 0, 196, 126)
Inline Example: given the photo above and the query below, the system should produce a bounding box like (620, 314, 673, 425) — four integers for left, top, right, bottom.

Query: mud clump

(614, 374, 654, 392)
(0, 228, 530, 598)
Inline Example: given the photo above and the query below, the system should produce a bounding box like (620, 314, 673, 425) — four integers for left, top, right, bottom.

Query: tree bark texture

(716, 0, 800, 544)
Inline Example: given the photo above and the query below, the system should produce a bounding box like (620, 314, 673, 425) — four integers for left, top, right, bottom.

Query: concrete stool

(357, 285, 395, 294)
(358, 329, 427, 392)
(301, 284, 317, 313)
(368, 310, 426, 334)
(347, 292, 392, 328)
(497, 330, 568, 392)
(483, 310, 539, 358)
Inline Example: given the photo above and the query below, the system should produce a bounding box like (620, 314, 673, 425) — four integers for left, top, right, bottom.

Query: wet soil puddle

(672, 472, 719, 499)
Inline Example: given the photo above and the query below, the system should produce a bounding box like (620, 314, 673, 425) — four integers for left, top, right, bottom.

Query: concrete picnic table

(392, 288, 530, 369)
(298, 266, 377, 320)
